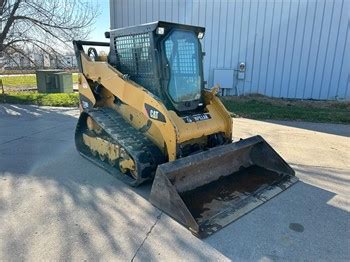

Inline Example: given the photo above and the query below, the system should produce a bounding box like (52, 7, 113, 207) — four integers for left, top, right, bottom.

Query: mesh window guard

(114, 33, 158, 94)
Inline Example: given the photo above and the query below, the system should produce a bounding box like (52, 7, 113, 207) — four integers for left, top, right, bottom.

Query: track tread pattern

(75, 107, 165, 186)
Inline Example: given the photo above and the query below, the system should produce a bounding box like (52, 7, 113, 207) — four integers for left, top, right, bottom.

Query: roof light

(156, 27, 165, 35)
(198, 32, 204, 39)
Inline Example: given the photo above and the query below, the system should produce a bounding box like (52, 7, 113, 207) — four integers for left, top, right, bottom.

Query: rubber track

(75, 107, 165, 187)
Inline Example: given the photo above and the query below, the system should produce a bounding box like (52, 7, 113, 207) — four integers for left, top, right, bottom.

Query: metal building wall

(110, 0, 350, 100)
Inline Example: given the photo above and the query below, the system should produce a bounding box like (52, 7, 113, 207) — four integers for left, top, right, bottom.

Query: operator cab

(107, 21, 205, 113)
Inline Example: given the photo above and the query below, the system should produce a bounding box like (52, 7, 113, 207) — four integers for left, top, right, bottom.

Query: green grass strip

(221, 96, 350, 124)
(1, 75, 37, 87)
(0, 92, 79, 107)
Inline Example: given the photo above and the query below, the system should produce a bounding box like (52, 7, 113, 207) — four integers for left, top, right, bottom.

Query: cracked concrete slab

(131, 212, 162, 262)
(0, 104, 349, 261)
(132, 213, 230, 261)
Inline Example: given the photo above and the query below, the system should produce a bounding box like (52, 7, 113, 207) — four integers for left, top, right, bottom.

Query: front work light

(156, 27, 165, 35)
(198, 32, 204, 39)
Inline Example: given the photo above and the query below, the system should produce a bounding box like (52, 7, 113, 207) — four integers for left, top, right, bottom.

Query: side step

(149, 135, 298, 238)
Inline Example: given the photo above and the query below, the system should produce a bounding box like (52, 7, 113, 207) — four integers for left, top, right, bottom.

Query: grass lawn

(0, 92, 79, 107)
(221, 95, 350, 124)
(0, 74, 79, 88)
(0, 75, 37, 87)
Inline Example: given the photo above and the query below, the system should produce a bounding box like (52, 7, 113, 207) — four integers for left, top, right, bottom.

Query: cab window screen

(114, 33, 160, 96)
(164, 30, 201, 102)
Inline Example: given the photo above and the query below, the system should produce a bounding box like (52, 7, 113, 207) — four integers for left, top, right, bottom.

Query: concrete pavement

(0, 104, 349, 261)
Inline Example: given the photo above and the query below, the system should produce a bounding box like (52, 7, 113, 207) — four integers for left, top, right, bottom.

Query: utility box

(213, 69, 235, 96)
(54, 72, 73, 93)
(36, 70, 73, 93)
(36, 69, 62, 93)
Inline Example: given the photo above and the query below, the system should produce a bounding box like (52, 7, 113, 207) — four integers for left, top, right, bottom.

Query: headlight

(156, 27, 165, 35)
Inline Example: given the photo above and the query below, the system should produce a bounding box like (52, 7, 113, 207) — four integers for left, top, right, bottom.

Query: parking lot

(0, 104, 349, 261)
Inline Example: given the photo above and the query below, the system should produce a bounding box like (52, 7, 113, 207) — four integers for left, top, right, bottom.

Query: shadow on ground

(0, 104, 225, 260)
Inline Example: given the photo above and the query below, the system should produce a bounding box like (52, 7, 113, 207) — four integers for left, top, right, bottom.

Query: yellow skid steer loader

(73, 21, 297, 238)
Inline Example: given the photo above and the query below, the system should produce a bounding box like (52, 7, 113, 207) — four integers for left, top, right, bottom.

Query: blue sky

(88, 0, 110, 41)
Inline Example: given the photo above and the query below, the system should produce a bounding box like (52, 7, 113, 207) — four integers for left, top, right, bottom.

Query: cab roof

(108, 21, 205, 38)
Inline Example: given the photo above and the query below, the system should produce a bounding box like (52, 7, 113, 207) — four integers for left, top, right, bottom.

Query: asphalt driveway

(0, 104, 349, 261)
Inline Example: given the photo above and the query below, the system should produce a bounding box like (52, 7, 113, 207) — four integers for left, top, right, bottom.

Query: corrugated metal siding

(110, 0, 350, 100)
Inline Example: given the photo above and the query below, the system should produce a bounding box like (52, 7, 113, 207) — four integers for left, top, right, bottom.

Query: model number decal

(183, 113, 211, 123)
(144, 104, 166, 123)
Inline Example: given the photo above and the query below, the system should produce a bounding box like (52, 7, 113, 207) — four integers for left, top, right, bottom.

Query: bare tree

(0, 0, 98, 67)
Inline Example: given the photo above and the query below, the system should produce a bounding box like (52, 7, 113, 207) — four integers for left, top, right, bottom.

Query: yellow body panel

(169, 93, 232, 143)
(78, 74, 96, 111)
(79, 52, 232, 161)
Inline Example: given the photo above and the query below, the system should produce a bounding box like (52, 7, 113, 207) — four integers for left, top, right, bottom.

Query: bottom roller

(149, 135, 298, 238)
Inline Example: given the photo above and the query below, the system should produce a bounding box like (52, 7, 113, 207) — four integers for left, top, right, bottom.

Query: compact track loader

(73, 21, 297, 238)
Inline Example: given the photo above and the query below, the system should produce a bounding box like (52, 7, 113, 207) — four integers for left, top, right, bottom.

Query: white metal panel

(109, 0, 350, 100)
(213, 69, 235, 89)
